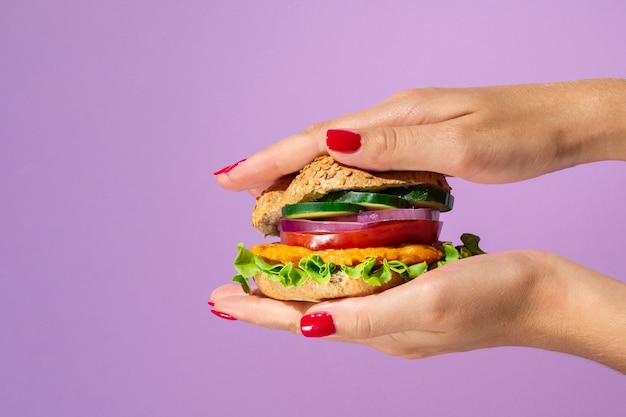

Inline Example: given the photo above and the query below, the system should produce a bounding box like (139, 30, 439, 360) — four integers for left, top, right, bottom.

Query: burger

(231, 155, 484, 302)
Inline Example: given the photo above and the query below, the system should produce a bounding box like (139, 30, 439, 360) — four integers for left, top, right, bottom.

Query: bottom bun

(253, 271, 406, 302)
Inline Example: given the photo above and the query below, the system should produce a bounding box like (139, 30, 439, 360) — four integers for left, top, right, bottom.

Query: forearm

(518, 251, 626, 373)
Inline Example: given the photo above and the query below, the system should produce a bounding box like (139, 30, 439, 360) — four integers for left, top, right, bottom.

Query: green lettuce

(231, 234, 485, 295)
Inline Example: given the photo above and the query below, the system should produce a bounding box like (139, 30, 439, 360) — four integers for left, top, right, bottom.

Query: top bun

(252, 155, 450, 236)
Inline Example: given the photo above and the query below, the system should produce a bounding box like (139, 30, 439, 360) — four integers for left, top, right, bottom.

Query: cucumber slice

(281, 202, 364, 219)
(388, 185, 454, 211)
(332, 191, 411, 210)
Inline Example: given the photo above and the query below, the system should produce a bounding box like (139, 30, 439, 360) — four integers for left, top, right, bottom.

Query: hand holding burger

(212, 249, 626, 374)
(216, 79, 626, 196)
(211, 79, 626, 374)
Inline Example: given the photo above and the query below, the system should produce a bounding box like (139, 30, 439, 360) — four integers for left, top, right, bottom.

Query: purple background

(1, 1, 625, 416)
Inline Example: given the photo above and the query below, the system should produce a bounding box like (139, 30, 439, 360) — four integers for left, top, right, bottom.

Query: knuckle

(414, 278, 450, 327)
(352, 310, 377, 339)
(388, 87, 442, 103)
(287, 320, 303, 335)
(388, 88, 419, 101)
(381, 126, 401, 152)
(371, 126, 403, 170)
(439, 121, 483, 178)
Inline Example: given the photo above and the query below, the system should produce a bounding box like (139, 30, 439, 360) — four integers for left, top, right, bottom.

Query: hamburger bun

(253, 270, 407, 302)
(252, 155, 450, 236)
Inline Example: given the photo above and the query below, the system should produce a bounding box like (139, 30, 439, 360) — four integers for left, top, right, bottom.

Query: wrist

(569, 78, 626, 165)
(516, 251, 626, 373)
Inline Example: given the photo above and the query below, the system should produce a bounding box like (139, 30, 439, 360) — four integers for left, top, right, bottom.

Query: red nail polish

(208, 301, 215, 307)
(213, 158, 246, 175)
(326, 129, 362, 153)
(300, 312, 336, 337)
(211, 309, 237, 321)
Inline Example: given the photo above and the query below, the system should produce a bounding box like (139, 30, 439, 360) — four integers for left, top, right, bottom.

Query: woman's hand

(211, 78, 626, 373)
(210, 251, 626, 373)
(215, 78, 626, 195)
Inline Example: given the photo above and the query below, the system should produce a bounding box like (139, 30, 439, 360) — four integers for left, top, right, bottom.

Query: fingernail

(300, 312, 336, 337)
(208, 301, 215, 307)
(213, 158, 246, 175)
(211, 309, 237, 321)
(326, 129, 362, 153)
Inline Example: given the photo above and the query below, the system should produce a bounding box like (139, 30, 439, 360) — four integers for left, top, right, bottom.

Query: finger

(209, 283, 249, 301)
(326, 122, 469, 176)
(215, 88, 472, 193)
(215, 129, 327, 192)
(210, 284, 314, 333)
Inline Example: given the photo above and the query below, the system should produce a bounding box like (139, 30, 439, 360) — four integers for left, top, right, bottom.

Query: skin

(211, 78, 626, 373)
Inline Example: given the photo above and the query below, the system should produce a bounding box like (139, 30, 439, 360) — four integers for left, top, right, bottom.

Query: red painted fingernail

(326, 129, 362, 153)
(213, 158, 246, 175)
(208, 301, 215, 307)
(300, 312, 336, 337)
(211, 309, 237, 321)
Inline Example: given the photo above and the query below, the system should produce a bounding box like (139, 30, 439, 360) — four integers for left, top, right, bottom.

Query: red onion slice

(347, 208, 439, 223)
(279, 209, 439, 233)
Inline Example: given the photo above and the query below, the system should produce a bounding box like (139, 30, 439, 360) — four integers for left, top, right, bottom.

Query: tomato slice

(280, 220, 442, 250)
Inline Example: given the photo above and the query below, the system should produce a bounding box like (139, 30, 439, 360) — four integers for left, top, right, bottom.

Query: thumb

(325, 125, 463, 176)
(299, 284, 431, 339)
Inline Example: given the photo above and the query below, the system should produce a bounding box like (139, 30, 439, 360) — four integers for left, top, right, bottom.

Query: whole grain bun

(253, 270, 407, 302)
(252, 155, 451, 236)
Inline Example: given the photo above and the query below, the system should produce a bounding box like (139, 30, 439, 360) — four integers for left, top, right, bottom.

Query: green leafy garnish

(460, 233, 486, 256)
(232, 273, 251, 294)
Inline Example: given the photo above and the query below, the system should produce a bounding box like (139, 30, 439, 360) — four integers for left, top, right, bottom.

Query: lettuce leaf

(231, 234, 485, 294)
(299, 255, 336, 285)
(460, 233, 486, 256)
